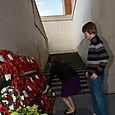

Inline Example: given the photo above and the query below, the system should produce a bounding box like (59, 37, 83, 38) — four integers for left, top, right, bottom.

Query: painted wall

(0, 0, 49, 70)
(76, 0, 101, 61)
(99, 0, 115, 93)
(40, 0, 115, 93)
(41, 0, 75, 54)
(72, 0, 115, 93)
(42, 0, 93, 54)
(42, 16, 74, 54)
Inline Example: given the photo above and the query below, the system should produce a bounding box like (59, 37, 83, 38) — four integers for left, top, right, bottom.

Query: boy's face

(84, 32, 92, 40)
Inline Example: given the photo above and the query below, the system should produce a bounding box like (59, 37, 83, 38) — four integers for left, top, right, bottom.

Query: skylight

(35, 0, 64, 16)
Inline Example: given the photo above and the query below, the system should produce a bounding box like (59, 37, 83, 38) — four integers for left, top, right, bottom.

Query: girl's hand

(42, 85, 49, 94)
(85, 72, 88, 78)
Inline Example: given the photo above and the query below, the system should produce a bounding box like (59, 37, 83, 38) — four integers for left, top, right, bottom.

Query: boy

(82, 22, 109, 115)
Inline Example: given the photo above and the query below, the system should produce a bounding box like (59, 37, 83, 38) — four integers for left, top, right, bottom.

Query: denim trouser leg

(88, 75, 108, 115)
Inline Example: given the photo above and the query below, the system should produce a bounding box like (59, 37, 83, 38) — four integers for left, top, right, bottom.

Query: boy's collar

(90, 35, 97, 41)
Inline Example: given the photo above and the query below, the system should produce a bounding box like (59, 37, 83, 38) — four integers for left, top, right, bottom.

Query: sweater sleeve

(95, 42, 109, 75)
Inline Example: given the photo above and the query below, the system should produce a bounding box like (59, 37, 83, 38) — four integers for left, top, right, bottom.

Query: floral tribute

(10, 104, 48, 115)
(0, 103, 9, 115)
(0, 50, 54, 115)
(0, 86, 24, 110)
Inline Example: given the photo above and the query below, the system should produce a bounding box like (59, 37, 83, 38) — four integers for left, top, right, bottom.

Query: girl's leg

(67, 96, 76, 110)
(62, 97, 74, 112)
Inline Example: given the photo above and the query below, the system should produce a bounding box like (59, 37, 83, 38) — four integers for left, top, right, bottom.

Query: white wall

(72, 0, 92, 57)
(76, 0, 112, 93)
(0, 0, 49, 69)
(42, 15, 74, 54)
(77, 0, 101, 61)
(76, 0, 115, 93)
(42, 0, 94, 54)
(41, 0, 115, 93)
(42, 0, 115, 94)
(100, 0, 115, 93)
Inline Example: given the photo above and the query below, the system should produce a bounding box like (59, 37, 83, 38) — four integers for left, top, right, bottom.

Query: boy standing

(82, 22, 109, 115)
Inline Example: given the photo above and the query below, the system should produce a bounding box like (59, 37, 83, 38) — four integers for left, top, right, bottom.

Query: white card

(22, 90, 29, 97)
(27, 86, 32, 91)
(7, 54, 14, 60)
(0, 55, 5, 62)
(4, 74, 11, 81)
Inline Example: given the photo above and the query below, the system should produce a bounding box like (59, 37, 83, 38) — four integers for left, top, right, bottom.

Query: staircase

(44, 52, 89, 97)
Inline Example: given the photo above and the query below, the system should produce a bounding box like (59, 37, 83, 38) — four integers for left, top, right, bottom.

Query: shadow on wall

(101, 36, 114, 75)
(77, 38, 90, 63)
(101, 36, 114, 93)
(15, 38, 42, 67)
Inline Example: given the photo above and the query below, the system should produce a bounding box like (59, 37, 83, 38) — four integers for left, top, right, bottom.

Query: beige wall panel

(43, 0, 93, 54)
(100, 19, 115, 38)
(43, 20, 75, 54)
(108, 74, 115, 93)
(0, 0, 48, 69)
(107, 61, 115, 75)
(100, 0, 115, 18)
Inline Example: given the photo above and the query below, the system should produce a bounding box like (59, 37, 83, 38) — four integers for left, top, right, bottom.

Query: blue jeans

(88, 74, 108, 115)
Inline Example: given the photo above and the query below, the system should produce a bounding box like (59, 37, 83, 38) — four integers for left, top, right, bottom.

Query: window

(35, 0, 64, 16)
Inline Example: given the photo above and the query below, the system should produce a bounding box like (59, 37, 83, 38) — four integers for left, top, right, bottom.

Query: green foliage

(10, 104, 48, 115)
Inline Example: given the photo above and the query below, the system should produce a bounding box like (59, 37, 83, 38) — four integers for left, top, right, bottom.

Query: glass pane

(35, 0, 63, 16)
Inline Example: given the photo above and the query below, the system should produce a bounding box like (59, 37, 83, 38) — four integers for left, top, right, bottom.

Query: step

(75, 70, 86, 73)
(80, 80, 88, 84)
(54, 91, 61, 96)
(51, 82, 62, 85)
(80, 89, 90, 94)
(52, 78, 61, 82)
(51, 86, 62, 90)
(81, 83, 88, 87)
(78, 72, 86, 76)
(72, 66, 86, 70)
(80, 77, 87, 80)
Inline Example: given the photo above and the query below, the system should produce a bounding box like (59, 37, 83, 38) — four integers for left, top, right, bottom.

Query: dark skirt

(61, 74, 81, 97)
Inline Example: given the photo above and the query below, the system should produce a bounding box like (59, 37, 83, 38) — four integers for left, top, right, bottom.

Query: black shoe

(74, 109, 76, 114)
(92, 113, 96, 115)
(64, 109, 68, 114)
(64, 109, 76, 114)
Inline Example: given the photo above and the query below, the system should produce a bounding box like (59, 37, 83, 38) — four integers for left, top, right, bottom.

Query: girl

(43, 56, 81, 115)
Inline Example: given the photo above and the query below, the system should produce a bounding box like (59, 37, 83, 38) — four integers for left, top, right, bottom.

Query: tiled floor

(52, 94, 115, 115)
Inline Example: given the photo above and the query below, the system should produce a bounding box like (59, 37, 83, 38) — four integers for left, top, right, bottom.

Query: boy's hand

(91, 73, 97, 80)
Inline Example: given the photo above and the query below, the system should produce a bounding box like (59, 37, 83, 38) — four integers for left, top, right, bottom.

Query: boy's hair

(82, 22, 97, 34)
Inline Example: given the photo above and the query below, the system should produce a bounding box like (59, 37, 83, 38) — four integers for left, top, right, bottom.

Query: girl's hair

(48, 56, 57, 63)
(82, 22, 98, 34)
(48, 56, 61, 66)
